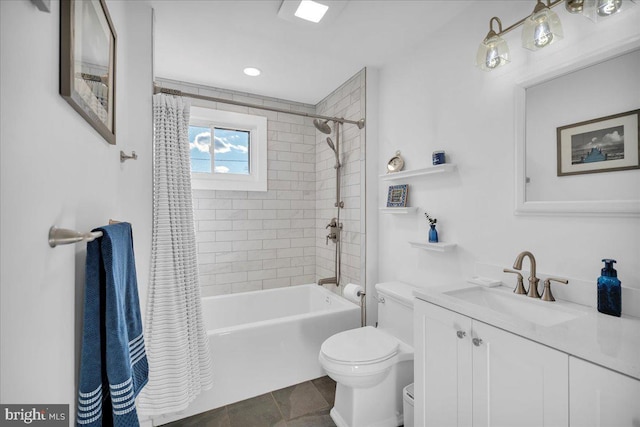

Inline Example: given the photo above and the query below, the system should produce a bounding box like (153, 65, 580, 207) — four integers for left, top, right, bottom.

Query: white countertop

(414, 283, 640, 381)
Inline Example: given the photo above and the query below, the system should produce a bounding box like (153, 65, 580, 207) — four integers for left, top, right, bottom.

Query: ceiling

(151, 0, 471, 105)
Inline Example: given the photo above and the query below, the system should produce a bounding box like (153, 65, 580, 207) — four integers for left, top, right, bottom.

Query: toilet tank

(375, 281, 416, 346)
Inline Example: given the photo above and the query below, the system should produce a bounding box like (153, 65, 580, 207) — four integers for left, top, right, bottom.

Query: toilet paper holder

(344, 283, 366, 303)
(343, 283, 367, 327)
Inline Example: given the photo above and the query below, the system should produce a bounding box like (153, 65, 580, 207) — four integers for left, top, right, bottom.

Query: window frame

(189, 105, 267, 192)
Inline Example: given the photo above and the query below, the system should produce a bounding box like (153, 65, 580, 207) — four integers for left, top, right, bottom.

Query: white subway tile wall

(157, 70, 364, 296)
(315, 71, 365, 291)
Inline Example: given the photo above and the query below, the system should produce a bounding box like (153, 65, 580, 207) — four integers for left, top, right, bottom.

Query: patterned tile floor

(162, 376, 337, 427)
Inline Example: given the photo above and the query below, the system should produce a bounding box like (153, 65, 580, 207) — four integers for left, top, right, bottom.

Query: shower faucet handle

(326, 218, 338, 229)
(326, 232, 338, 245)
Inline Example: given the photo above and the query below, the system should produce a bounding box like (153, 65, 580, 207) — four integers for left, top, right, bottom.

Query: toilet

(319, 282, 416, 427)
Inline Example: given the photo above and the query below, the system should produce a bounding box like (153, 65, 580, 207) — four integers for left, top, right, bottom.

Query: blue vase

(429, 224, 438, 243)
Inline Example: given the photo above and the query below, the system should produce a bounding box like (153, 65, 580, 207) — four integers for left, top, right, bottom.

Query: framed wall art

(557, 109, 639, 176)
(60, 0, 117, 145)
(386, 184, 409, 207)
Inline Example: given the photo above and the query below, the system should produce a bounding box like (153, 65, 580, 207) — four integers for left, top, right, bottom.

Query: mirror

(515, 42, 640, 216)
(60, 0, 116, 145)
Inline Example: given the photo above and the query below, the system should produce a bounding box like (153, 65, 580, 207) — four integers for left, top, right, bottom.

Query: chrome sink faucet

(512, 251, 540, 299)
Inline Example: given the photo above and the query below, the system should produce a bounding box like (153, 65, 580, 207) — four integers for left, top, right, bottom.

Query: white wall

(375, 3, 640, 305)
(0, 0, 153, 420)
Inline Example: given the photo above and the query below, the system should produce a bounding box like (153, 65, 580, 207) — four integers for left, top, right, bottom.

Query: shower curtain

(138, 94, 213, 415)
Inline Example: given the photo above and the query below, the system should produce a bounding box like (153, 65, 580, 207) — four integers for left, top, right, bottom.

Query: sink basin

(444, 286, 584, 327)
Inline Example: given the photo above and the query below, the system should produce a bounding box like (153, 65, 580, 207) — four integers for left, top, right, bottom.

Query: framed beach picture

(60, 0, 117, 145)
(557, 109, 640, 176)
(386, 184, 409, 207)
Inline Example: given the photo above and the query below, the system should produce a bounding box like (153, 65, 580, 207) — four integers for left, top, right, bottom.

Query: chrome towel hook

(120, 150, 138, 163)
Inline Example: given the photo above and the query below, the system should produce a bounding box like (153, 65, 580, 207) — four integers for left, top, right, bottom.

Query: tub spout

(317, 277, 337, 286)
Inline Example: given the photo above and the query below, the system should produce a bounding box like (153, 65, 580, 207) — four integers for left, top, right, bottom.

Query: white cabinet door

(570, 356, 640, 427)
(414, 301, 472, 427)
(472, 320, 569, 427)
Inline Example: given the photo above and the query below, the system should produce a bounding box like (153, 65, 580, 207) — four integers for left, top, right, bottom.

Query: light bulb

(475, 17, 510, 71)
(533, 20, 553, 48)
(521, 4, 563, 51)
(597, 0, 622, 15)
(476, 33, 510, 71)
(485, 45, 502, 69)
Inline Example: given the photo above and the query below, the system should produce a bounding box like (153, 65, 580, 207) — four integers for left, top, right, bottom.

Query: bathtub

(153, 284, 360, 425)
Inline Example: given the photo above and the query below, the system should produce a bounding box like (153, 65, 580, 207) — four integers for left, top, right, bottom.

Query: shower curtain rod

(153, 84, 365, 127)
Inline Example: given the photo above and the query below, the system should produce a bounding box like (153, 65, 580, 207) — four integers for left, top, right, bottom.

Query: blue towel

(77, 222, 148, 426)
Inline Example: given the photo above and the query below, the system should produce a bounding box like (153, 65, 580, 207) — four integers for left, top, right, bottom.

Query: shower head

(313, 119, 332, 134)
(327, 137, 341, 168)
(326, 137, 336, 153)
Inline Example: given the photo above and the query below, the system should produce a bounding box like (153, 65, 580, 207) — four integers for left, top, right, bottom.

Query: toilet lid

(321, 326, 399, 364)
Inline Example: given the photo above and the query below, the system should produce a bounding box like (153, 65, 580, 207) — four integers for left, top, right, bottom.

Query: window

(189, 106, 267, 191)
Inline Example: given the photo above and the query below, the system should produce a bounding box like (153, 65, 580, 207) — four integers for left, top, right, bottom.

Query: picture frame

(386, 184, 409, 207)
(60, 0, 117, 145)
(557, 109, 639, 176)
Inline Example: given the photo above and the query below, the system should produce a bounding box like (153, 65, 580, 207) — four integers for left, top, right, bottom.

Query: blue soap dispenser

(597, 259, 621, 317)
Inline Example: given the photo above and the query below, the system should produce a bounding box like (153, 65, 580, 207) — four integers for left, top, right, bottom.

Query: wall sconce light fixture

(567, 0, 634, 22)
(476, 0, 636, 71)
(521, 1, 564, 50)
(476, 17, 511, 71)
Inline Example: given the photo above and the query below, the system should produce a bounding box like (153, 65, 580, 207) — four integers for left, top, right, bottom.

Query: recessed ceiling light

(243, 67, 261, 77)
(294, 0, 329, 23)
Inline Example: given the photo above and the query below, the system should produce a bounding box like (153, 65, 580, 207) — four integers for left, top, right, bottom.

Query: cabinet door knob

(456, 330, 466, 339)
(472, 337, 483, 347)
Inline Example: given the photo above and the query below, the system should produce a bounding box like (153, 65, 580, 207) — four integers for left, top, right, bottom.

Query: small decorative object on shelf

(387, 184, 409, 207)
(425, 212, 438, 243)
(387, 151, 405, 173)
(432, 150, 446, 165)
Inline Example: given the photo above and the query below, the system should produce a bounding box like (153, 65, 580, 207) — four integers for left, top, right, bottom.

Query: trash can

(403, 383, 414, 427)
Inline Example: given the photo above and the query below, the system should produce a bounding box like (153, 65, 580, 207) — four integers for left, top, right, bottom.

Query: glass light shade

(521, 7, 563, 51)
(476, 35, 511, 71)
(582, 0, 632, 21)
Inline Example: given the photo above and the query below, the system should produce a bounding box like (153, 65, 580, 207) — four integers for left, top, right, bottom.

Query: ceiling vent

(277, 0, 348, 26)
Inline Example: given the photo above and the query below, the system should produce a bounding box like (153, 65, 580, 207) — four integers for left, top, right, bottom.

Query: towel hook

(120, 150, 138, 163)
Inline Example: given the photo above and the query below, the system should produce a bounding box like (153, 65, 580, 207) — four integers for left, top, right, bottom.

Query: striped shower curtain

(138, 94, 213, 415)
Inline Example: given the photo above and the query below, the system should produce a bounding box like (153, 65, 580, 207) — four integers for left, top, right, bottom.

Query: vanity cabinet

(569, 356, 640, 427)
(414, 300, 569, 427)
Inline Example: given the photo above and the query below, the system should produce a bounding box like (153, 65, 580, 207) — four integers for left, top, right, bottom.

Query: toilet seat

(320, 326, 399, 365)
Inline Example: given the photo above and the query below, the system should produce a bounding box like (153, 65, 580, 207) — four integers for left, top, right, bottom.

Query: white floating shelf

(380, 164, 456, 181)
(379, 207, 418, 214)
(409, 241, 457, 252)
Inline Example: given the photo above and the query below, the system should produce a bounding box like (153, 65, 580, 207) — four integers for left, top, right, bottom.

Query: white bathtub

(153, 284, 360, 425)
